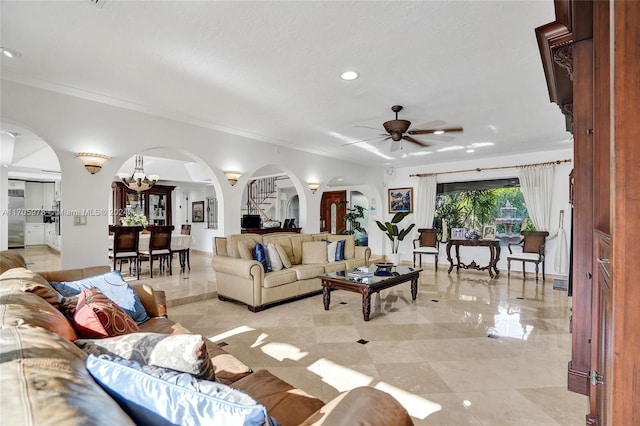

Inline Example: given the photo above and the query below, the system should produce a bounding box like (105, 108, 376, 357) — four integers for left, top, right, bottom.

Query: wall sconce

(224, 171, 242, 186)
(76, 152, 110, 174)
(308, 182, 320, 194)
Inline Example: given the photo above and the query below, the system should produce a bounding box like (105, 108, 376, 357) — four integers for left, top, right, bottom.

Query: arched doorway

(1, 124, 61, 251)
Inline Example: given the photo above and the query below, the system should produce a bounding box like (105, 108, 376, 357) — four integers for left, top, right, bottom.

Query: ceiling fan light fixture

(340, 71, 358, 81)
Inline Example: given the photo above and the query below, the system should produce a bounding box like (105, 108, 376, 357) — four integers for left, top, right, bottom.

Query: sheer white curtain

(517, 163, 554, 231)
(416, 174, 437, 229)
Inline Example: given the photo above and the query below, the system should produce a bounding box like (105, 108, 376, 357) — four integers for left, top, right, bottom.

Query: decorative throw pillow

(266, 244, 284, 271)
(50, 270, 149, 324)
(275, 244, 292, 268)
(302, 241, 329, 264)
(86, 355, 271, 426)
(75, 332, 215, 381)
(252, 243, 271, 272)
(238, 239, 255, 260)
(0, 267, 62, 308)
(326, 241, 338, 263)
(59, 295, 79, 320)
(73, 289, 139, 339)
(335, 240, 346, 261)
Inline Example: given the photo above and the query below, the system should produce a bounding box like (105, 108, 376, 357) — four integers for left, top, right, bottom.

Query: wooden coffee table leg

(322, 285, 331, 311)
(362, 287, 371, 321)
(411, 275, 418, 300)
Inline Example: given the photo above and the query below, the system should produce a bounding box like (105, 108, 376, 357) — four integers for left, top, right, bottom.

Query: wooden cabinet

(537, 2, 640, 424)
(111, 182, 175, 226)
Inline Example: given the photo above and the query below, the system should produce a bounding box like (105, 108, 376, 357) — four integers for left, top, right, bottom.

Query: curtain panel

(416, 174, 437, 229)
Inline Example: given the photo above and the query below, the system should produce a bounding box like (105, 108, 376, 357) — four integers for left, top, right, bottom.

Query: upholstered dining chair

(108, 225, 143, 279)
(140, 225, 174, 278)
(507, 230, 550, 281)
(172, 224, 191, 272)
(413, 228, 440, 270)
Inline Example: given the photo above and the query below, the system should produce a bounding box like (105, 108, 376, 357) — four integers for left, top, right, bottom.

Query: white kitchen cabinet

(45, 224, 59, 251)
(54, 181, 61, 201)
(43, 182, 55, 210)
(25, 224, 45, 245)
(24, 182, 56, 210)
(25, 182, 44, 210)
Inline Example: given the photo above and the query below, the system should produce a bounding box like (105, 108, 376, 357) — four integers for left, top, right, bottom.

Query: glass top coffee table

(319, 265, 422, 321)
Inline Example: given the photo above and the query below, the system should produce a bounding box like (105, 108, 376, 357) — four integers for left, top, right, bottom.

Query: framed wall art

(192, 201, 205, 223)
(388, 187, 413, 213)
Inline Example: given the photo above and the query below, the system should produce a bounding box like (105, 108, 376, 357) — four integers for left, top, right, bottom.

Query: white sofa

(212, 233, 371, 311)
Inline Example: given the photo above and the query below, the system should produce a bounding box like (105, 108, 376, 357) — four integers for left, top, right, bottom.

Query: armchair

(413, 228, 440, 270)
(507, 230, 550, 281)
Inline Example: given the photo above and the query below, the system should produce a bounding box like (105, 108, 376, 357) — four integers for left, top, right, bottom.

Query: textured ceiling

(0, 0, 571, 168)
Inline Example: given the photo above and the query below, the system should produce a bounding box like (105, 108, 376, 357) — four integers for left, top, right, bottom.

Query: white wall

(381, 148, 573, 277)
(0, 166, 8, 251)
(1, 81, 385, 268)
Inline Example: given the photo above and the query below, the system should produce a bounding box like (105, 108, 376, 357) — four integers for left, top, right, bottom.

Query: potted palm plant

(375, 211, 415, 265)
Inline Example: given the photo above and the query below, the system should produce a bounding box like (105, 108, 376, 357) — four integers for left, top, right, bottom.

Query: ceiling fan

(347, 105, 463, 151)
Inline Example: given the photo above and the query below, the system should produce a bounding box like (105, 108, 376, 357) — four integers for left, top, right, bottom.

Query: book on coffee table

(348, 271, 374, 278)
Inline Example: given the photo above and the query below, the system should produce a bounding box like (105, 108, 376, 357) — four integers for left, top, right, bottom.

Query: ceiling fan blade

(354, 125, 385, 131)
(408, 126, 463, 135)
(403, 135, 431, 147)
(341, 135, 387, 146)
(413, 120, 447, 129)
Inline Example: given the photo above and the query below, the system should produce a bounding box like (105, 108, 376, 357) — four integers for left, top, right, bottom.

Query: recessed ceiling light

(340, 71, 359, 81)
(433, 130, 445, 135)
(0, 47, 22, 58)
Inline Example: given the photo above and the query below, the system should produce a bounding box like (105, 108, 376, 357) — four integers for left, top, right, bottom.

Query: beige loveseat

(0, 250, 412, 426)
(213, 233, 371, 311)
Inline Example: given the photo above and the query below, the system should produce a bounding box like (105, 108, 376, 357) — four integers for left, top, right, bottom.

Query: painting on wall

(388, 187, 413, 213)
(192, 201, 204, 223)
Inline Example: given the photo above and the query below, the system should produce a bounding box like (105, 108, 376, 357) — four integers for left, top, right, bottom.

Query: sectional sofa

(0, 250, 411, 426)
(212, 233, 371, 311)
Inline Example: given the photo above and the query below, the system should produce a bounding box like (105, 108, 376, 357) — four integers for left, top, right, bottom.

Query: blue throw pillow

(335, 240, 346, 261)
(86, 355, 273, 426)
(50, 270, 149, 324)
(252, 243, 271, 272)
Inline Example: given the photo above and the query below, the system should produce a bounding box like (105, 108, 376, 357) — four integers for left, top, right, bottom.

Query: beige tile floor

(16, 245, 588, 425)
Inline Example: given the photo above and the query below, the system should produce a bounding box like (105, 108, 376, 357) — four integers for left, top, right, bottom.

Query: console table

(446, 239, 501, 278)
(241, 228, 302, 235)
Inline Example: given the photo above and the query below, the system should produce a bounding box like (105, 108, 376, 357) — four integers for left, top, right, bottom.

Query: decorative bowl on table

(374, 262, 394, 276)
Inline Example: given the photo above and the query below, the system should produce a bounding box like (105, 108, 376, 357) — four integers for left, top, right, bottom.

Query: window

(206, 197, 218, 229)
(435, 178, 531, 242)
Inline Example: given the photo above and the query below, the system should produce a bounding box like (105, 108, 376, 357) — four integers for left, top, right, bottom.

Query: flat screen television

(242, 214, 261, 229)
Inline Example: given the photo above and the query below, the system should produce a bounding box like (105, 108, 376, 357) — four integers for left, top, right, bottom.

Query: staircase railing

(246, 176, 277, 221)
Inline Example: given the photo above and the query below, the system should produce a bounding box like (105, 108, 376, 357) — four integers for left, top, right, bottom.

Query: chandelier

(118, 155, 159, 192)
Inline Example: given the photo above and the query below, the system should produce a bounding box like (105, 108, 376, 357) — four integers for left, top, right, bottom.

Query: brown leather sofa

(0, 251, 412, 425)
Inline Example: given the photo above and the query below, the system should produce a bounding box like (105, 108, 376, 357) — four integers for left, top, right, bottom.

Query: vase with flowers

(121, 211, 148, 227)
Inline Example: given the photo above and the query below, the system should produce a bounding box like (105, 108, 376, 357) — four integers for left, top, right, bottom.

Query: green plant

(375, 212, 415, 254)
(339, 201, 367, 236)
